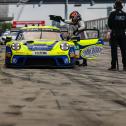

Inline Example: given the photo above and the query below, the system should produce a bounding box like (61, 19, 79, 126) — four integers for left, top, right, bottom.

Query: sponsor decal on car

(81, 44, 103, 59)
(14, 51, 25, 54)
(12, 58, 18, 63)
(27, 42, 57, 51)
(57, 52, 66, 55)
(64, 58, 69, 64)
(70, 52, 75, 57)
(28, 45, 47, 50)
(74, 45, 80, 58)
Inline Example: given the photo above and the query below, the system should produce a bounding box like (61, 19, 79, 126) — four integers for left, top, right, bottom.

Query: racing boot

(77, 59, 83, 66)
(83, 59, 87, 67)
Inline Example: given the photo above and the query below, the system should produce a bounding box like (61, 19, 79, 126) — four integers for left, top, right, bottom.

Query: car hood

(17, 39, 62, 51)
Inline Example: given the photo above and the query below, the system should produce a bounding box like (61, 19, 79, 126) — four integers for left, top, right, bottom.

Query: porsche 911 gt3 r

(5, 26, 76, 68)
(0, 29, 20, 45)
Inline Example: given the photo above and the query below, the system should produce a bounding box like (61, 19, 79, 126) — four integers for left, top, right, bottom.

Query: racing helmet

(69, 11, 81, 23)
(114, 0, 123, 10)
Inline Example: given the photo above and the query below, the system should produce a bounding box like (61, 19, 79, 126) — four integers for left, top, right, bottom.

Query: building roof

(0, 0, 114, 4)
(0, 17, 13, 22)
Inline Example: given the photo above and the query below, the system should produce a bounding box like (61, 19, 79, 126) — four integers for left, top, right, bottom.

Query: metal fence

(85, 17, 110, 40)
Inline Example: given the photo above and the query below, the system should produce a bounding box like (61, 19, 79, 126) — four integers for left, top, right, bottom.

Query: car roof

(21, 25, 60, 31)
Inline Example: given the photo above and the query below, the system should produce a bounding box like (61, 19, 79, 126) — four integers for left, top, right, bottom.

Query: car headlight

(11, 43, 21, 50)
(60, 43, 69, 51)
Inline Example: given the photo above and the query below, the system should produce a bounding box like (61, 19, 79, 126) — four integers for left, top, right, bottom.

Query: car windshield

(21, 29, 61, 40)
(10, 31, 18, 36)
(2, 31, 10, 36)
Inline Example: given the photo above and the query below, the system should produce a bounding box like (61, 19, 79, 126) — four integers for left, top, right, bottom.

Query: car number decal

(32, 51, 48, 55)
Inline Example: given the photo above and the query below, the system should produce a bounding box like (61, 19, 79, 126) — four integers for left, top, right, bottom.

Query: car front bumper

(5, 55, 75, 68)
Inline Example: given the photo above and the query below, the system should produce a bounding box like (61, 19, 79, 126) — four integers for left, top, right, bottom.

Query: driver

(60, 11, 85, 36)
(59, 11, 87, 66)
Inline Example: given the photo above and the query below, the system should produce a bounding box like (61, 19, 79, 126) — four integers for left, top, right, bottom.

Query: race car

(0, 30, 10, 45)
(5, 26, 76, 68)
(5, 25, 104, 68)
(0, 29, 20, 45)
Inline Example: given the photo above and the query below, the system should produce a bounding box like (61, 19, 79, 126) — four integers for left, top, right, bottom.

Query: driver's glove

(73, 29, 79, 36)
(58, 16, 65, 22)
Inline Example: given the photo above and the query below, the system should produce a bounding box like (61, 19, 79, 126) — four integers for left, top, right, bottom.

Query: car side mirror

(71, 36, 80, 42)
(5, 36, 12, 43)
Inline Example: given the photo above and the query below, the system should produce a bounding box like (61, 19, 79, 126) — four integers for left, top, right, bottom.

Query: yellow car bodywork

(5, 26, 76, 67)
(5, 26, 104, 67)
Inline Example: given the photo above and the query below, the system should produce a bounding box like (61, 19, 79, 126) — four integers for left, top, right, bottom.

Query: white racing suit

(64, 20, 85, 36)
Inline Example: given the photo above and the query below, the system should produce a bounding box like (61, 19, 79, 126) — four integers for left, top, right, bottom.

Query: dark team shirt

(108, 10, 126, 32)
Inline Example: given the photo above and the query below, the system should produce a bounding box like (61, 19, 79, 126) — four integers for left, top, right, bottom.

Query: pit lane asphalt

(0, 44, 126, 126)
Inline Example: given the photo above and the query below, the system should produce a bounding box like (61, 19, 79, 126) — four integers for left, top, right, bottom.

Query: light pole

(65, 0, 68, 20)
(90, 0, 95, 6)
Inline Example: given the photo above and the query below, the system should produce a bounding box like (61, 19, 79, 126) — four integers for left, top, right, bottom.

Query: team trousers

(110, 32, 126, 68)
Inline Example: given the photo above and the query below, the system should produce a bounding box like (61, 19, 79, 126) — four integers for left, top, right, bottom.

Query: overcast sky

(8, 3, 126, 25)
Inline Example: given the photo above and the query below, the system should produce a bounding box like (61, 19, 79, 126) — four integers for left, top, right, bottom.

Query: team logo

(81, 45, 103, 59)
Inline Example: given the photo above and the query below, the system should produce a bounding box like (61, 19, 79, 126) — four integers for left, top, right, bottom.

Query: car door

(77, 29, 104, 60)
